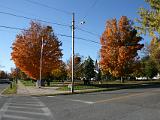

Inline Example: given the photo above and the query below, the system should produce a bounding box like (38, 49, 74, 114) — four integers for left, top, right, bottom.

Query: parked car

(0, 79, 11, 84)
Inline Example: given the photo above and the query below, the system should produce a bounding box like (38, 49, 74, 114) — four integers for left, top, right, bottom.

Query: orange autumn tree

(67, 54, 82, 79)
(11, 21, 62, 81)
(51, 61, 67, 80)
(100, 16, 144, 81)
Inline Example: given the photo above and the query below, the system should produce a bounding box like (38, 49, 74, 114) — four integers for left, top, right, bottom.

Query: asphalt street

(0, 83, 9, 94)
(1, 87, 160, 120)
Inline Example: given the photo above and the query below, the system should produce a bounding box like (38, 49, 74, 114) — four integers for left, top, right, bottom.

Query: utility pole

(39, 36, 44, 88)
(71, 12, 75, 93)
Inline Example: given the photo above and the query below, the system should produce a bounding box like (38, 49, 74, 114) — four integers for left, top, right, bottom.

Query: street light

(70, 13, 86, 93)
(80, 21, 85, 25)
(70, 15, 86, 93)
(71, 13, 75, 93)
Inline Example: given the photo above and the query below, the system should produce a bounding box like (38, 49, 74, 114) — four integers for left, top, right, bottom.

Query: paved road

(0, 83, 9, 94)
(1, 87, 160, 120)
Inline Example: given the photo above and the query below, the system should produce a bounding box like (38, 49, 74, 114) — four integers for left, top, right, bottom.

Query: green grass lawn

(20, 80, 67, 87)
(21, 80, 36, 86)
(20, 79, 160, 92)
(58, 80, 160, 91)
(2, 81, 17, 95)
(58, 84, 99, 91)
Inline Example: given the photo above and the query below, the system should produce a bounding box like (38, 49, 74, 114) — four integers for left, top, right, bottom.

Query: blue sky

(0, 0, 149, 72)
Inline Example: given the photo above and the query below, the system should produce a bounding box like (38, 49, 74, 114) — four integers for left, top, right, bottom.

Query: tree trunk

(121, 77, 124, 83)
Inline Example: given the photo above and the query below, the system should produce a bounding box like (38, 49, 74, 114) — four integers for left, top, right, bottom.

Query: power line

(24, 0, 71, 15)
(25, 0, 100, 37)
(74, 0, 100, 38)
(0, 25, 100, 45)
(76, 36, 100, 44)
(76, 27, 101, 37)
(57, 33, 100, 44)
(0, 11, 70, 27)
(0, 4, 36, 17)
(0, 25, 25, 31)
(0, 2, 101, 40)
(82, 0, 99, 20)
(56, 34, 72, 38)
(0, 3, 52, 26)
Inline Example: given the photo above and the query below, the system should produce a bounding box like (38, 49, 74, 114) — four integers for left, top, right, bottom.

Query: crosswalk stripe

(0, 98, 11, 120)
(2, 114, 43, 120)
(0, 97, 55, 120)
(7, 105, 43, 110)
(3, 109, 49, 116)
(7, 102, 45, 107)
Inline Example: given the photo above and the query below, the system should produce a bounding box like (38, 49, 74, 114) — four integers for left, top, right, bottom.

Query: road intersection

(0, 84, 160, 120)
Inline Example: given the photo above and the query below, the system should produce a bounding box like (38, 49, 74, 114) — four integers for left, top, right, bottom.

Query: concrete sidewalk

(17, 80, 70, 96)
(17, 80, 30, 95)
(17, 80, 105, 96)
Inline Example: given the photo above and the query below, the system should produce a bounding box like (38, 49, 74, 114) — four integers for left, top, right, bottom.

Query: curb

(30, 88, 121, 97)
(29, 83, 159, 97)
(1, 83, 17, 96)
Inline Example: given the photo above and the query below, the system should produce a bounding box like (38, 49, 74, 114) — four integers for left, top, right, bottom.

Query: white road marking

(47, 96, 56, 97)
(2, 109, 48, 116)
(2, 114, 42, 120)
(38, 99, 55, 117)
(9, 101, 41, 104)
(7, 102, 45, 107)
(7, 105, 44, 109)
(70, 99, 95, 104)
(32, 96, 55, 119)
(0, 98, 11, 120)
(0, 97, 55, 120)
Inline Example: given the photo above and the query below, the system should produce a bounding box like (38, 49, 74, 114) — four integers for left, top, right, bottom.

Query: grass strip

(2, 81, 17, 95)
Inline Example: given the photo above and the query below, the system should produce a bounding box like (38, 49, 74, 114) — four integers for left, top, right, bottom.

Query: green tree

(137, 0, 160, 74)
(137, 0, 160, 37)
(145, 60, 158, 79)
(149, 37, 160, 71)
(83, 56, 95, 84)
(136, 55, 158, 79)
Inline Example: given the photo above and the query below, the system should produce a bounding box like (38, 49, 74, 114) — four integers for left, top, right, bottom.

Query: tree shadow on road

(89, 81, 160, 90)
